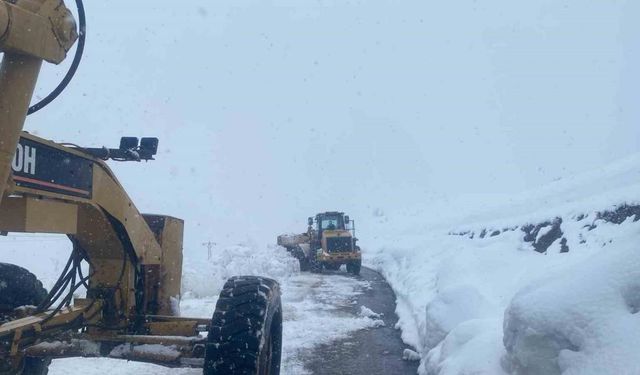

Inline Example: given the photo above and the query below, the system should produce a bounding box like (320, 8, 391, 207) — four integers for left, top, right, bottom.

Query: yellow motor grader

(277, 212, 362, 275)
(0, 1, 282, 374)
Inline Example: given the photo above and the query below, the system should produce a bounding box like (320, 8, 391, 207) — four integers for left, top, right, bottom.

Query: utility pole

(202, 241, 216, 260)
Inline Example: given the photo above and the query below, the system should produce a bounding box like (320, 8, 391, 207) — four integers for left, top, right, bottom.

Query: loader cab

(315, 212, 347, 237)
(321, 218, 340, 230)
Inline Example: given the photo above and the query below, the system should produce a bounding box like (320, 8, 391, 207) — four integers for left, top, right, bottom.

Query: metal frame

(309, 212, 361, 265)
(0, 0, 208, 369)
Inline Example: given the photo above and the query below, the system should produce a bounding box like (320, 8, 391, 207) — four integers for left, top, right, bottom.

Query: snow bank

(425, 285, 494, 350)
(181, 242, 298, 299)
(503, 219, 640, 375)
(364, 152, 640, 375)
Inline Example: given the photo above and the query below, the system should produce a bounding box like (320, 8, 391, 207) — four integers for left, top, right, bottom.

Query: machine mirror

(119, 137, 139, 150)
(344, 215, 350, 224)
(308, 217, 313, 226)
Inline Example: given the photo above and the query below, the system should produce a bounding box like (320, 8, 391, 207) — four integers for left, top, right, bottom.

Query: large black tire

(309, 256, 322, 274)
(323, 264, 340, 271)
(20, 359, 50, 375)
(287, 245, 310, 272)
(0, 263, 47, 312)
(204, 276, 282, 375)
(0, 263, 49, 375)
(346, 259, 362, 276)
(298, 258, 310, 272)
(0, 358, 51, 375)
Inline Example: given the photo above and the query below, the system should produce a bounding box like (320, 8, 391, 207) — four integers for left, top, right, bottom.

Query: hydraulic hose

(27, 0, 86, 115)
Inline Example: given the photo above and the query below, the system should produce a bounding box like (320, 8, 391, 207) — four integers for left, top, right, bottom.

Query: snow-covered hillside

(365, 153, 640, 375)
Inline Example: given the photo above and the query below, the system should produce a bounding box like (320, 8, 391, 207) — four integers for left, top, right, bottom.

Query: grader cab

(0, 0, 282, 374)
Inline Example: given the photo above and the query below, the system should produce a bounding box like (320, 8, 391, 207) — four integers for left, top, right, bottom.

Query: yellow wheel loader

(277, 212, 362, 275)
(0, 1, 282, 374)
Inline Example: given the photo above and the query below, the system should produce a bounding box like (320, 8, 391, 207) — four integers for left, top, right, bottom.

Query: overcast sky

(21, 0, 640, 249)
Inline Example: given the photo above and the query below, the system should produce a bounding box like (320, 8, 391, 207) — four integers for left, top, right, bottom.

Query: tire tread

(204, 276, 282, 375)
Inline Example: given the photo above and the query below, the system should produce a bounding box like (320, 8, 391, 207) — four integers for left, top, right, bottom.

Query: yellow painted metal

(147, 215, 185, 315)
(0, 54, 42, 204)
(92, 334, 205, 346)
(322, 230, 352, 238)
(0, 196, 78, 233)
(147, 321, 198, 337)
(321, 229, 355, 250)
(318, 252, 361, 263)
(0, 301, 103, 339)
(0, 0, 77, 203)
(0, 0, 201, 367)
(0, 133, 189, 347)
(90, 164, 163, 264)
(0, 0, 77, 63)
(0, 3, 8, 38)
(4, 134, 164, 265)
(146, 315, 211, 326)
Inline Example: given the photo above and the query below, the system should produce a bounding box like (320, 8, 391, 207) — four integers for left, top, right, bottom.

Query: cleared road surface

(50, 267, 418, 375)
(302, 267, 419, 375)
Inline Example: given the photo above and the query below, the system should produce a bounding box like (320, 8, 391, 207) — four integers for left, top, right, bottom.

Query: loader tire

(0, 264, 50, 375)
(346, 260, 362, 276)
(309, 256, 322, 274)
(324, 264, 340, 271)
(298, 257, 310, 272)
(289, 245, 310, 272)
(204, 276, 282, 375)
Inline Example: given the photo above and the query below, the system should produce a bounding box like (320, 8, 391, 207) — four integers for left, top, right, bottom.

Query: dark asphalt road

(302, 267, 419, 375)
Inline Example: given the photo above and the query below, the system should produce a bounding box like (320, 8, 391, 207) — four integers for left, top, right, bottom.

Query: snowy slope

(364, 153, 640, 375)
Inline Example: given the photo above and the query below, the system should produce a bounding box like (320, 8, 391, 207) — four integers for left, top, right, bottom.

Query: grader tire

(0, 263, 47, 312)
(204, 276, 282, 375)
(20, 359, 51, 375)
(0, 263, 50, 375)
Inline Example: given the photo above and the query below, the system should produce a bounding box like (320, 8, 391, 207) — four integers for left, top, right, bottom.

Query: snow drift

(364, 153, 640, 375)
(503, 219, 640, 375)
(181, 242, 299, 298)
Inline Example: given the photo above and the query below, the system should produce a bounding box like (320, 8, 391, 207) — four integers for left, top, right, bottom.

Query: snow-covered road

(49, 271, 385, 375)
(1, 240, 414, 374)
